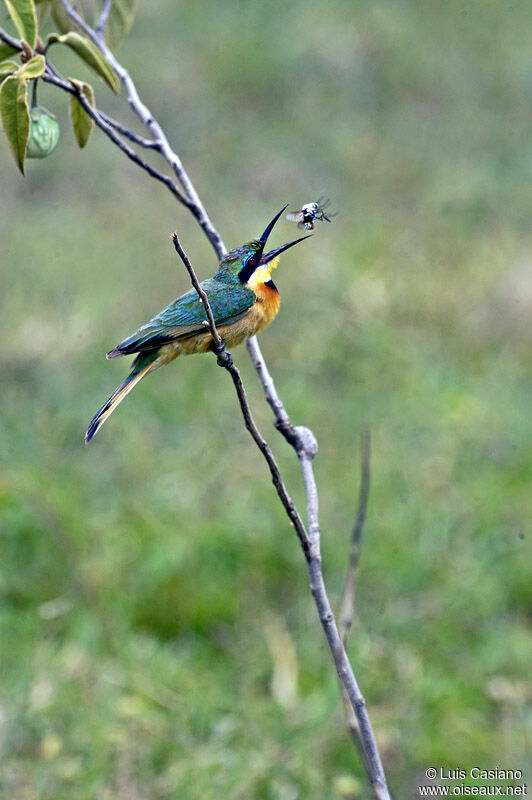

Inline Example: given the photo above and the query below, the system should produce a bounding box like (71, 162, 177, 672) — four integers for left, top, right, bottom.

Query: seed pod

(27, 106, 60, 158)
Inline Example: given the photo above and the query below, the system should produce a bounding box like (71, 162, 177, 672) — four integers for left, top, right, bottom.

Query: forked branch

(1, 8, 391, 798)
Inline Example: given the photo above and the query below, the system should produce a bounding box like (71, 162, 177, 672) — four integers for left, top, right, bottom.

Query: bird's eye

(247, 256, 257, 268)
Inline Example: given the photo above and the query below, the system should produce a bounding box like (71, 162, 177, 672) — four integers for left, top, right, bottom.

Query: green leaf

(50, 0, 84, 35)
(47, 31, 120, 93)
(18, 53, 45, 78)
(3, 0, 37, 49)
(0, 42, 20, 62)
(104, 0, 136, 53)
(0, 73, 29, 173)
(69, 79, 94, 148)
(0, 60, 19, 76)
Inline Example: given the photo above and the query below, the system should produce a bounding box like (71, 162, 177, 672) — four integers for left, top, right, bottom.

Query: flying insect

(286, 198, 336, 231)
(85, 206, 309, 443)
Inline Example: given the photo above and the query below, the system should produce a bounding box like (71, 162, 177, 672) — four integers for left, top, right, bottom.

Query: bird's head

(216, 206, 310, 288)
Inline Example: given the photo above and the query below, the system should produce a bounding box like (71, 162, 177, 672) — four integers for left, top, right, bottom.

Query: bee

(286, 198, 336, 231)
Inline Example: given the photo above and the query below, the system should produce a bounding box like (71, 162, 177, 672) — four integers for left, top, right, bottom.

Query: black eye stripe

(238, 254, 260, 283)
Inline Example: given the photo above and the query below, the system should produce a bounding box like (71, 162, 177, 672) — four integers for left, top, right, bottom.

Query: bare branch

(246, 336, 312, 453)
(58, 0, 225, 260)
(228, 368, 313, 557)
(339, 426, 371, 644)
(1, 11, 392, 797)
(248, 339, 383, 794)
(245, 338, 350, 776)
(170, 234, 225, 356)
(298, 438, 387, 800)
(0, 27, 22, 51)
(171, 233, 312, 556)
(98, 111, 160, 149)
(41, 69, 191, 208)
(95, 0, 113, 39)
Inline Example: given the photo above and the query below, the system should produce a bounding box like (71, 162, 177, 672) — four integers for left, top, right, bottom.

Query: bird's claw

(217, 351, 233, 368)
(211, 338, 233, 367)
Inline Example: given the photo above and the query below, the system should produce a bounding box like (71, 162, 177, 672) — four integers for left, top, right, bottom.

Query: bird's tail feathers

(85, 361, 153, 444)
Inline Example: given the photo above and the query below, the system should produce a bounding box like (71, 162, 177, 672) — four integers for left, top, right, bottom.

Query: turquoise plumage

(85, 208, 310, 443)
(109, 278, 256, 357)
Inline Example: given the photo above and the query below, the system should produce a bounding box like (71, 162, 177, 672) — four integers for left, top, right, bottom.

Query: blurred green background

(1, 1, 531, 797)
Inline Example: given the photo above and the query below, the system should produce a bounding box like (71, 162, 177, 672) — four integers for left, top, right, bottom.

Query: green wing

(109, 279, 255, 357)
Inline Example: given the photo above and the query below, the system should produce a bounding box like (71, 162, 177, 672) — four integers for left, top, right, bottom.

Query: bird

(85, 206, 310, 443)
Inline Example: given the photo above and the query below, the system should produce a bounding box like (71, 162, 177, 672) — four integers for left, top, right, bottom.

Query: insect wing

(286, 210, 305, 223)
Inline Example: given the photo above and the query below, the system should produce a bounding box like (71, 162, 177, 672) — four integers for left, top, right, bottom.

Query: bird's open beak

(258, 205, 311, 265)
(259, 205, 289, 245)
(259, 235, 311, 265)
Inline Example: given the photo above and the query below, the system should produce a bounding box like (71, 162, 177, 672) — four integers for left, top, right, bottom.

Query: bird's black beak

(258, 205, 311, 265)
(259, 205, 289, 246)
(259, 235, 311, 265)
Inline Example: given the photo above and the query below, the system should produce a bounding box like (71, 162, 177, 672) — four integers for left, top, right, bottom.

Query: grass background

(1, 0, 531, 797)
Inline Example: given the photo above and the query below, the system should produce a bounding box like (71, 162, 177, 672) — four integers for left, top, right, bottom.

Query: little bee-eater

(85, 206, 309, 443)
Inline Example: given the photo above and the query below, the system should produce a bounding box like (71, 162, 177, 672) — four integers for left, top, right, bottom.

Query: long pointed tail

(85, 360, 154, 444)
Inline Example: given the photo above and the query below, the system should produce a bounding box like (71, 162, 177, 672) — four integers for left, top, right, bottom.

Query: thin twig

(59, 0, 226, 260)
(247, 337, 385, 793)
(95, 0, 113, 39)
(0, 28, 21, 51)
(228, 368, 312, 557)
(246, 335, 307, 451)
(298, 450, 388, 800)
(171, 233, 312, 556)
(98, 110, 160, 149)
(170, 234, 224, 354)
(41, 69, 191, 208)
(339, 425, 371, 644)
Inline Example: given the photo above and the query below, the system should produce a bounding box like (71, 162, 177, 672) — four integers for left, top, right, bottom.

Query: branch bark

(98, 111, 160, 149)
(171, 234, 313, 556)
(95, 0, 113, 39)
(0, 27, 21, 51)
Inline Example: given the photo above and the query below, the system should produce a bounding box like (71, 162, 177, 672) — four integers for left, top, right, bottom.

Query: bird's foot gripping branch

(212, 342, 233, 368)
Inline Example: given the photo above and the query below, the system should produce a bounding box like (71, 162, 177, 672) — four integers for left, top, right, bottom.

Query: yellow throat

(246, 256, 279, 290)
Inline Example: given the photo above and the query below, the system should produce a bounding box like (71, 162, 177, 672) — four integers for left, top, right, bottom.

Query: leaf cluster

(0, 0, 135, 171)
